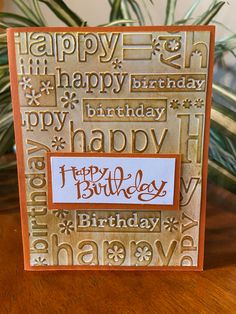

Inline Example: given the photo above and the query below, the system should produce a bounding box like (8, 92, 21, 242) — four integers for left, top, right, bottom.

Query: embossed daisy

(194, 98, 204, 108)
(61, 91, 79, 109)
(167, 39, 181, 52)
(135, 246, 152, 262)
(40, 80, 54, 95)
(151, 38, 160, 55)
(19, 76, 32, 90)
(59, 220, 74, 235)
(164, 217, 179, 232)
(108, 245, 124, 262)
(53, 209, 69, 218)
(51, 136, 66, 151)
(25, 89, 42, 106)
(33, 257, 47, 266)
(112, 58, 122, 69)
(170, 99, 181, 109)
(183, 99, 192, 109)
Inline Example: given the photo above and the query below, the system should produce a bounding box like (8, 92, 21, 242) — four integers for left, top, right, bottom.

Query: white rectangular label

(48, 154, 180, 210)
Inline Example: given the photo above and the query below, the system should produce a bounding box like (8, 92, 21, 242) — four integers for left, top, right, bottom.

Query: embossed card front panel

(7, 26, 215, 270)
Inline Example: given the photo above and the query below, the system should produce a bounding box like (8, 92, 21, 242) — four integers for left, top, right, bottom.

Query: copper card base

(7, 26, 215, 270)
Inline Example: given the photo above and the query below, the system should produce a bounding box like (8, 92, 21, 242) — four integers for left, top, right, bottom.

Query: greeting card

(7, 26, 215, 270)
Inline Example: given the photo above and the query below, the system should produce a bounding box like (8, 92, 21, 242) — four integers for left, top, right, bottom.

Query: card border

(7, 25, 215, 271)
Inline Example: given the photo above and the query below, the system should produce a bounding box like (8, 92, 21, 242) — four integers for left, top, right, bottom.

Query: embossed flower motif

(151, 38, 161, 55)
(167, 39, 181, 52)
(19, 76, 32, 90)
(194, 98, 204, 108)
(59, 220, 74, 235)
(40, 80, 54, 95)
(33, 257, 47, 266)
(135, 246, 152, 262)
(112, 58, 122, 69)
(164, 217, 179, 232)
(51, 136, 66, 151)
(191, 50, 202, 57)
(61, 91, 79, 109)
(25, 89, 42, 106)
(170, 99, 181, 109)
(183, 98, 192, 109)
(107, 245, 124, 262)
(53, 209, 69, 218)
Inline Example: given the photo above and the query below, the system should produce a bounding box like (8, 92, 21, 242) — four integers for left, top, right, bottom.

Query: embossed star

(40, 80, 54, 95)
(25, 89, 42, 106)
(53, 209, 69, 218)
(51, 136, 66, 151)
(112, 58, 122, 69)
(19, 76, 32, 90)
(151, 38, 161, 55)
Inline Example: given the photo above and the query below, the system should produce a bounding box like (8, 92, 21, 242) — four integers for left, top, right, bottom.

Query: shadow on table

(204, 183, 236, 270)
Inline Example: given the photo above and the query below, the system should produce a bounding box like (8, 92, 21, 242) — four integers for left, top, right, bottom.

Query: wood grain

(0, 166, 235, 313)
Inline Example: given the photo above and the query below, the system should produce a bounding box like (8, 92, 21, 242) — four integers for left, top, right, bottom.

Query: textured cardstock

(7, 25, 215, 270)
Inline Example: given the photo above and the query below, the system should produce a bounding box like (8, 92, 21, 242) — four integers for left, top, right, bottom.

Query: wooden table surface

(0, 166, 235, 314)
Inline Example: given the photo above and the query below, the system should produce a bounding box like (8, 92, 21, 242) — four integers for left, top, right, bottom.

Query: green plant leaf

(0, 112, 13, 132)
(121, 0, 132, 19)
(0, 160, 16, 170)
(13, 0, 42, 25)
(0, 49, 8, 65)
(208, 160, 236, 193)
(165, 0, 177, 25)
(110, 0, 122, 22)
(38, 0, 85, 26)
(121, 0, 132, 25)
(100, 19, 137, 27)
(0, 12, 39, 26)
(215, 34, 236, 60)
(0, 95, 11, 107)
(141, 0, 154, 25)
(127, 0, 145, 25)
(193, 1, 225, 25)
(32, 0, 47, 26)
(0, 33, 7, 44)
(212, 20, 234, 33)
(0, 22, 8, 29)
(0, 21, 29, 28)
(213, 83, 236, 105)
(0, 82, 10, 94)
(209, 127, 236, 176)
(0, 124, 14, 156)
(183, 0, 201, 19)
